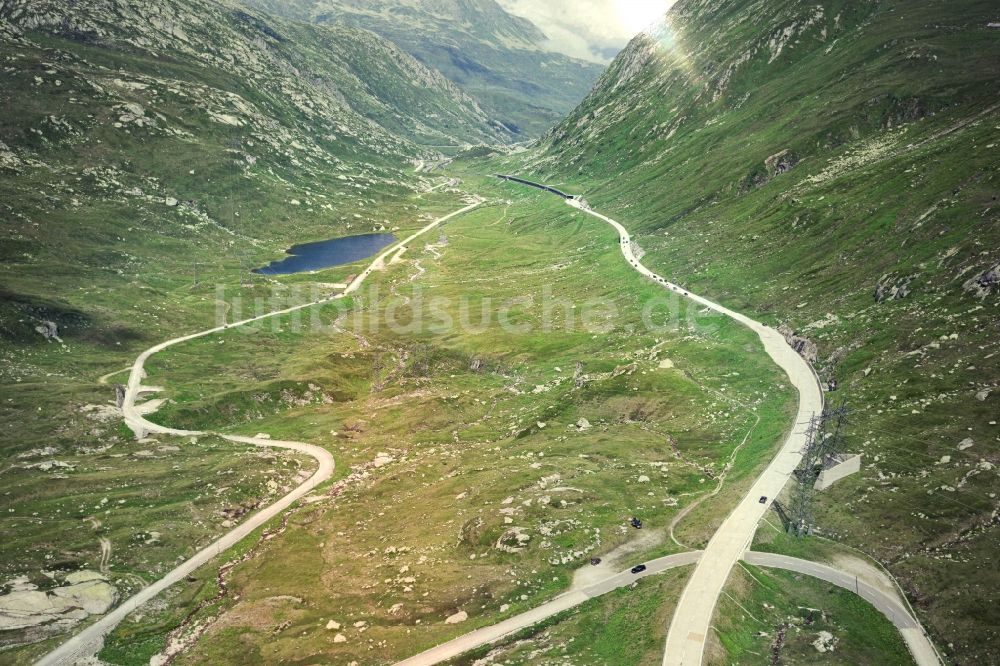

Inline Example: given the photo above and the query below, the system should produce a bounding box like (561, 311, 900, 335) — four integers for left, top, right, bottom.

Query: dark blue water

(254, 233, 397, 275)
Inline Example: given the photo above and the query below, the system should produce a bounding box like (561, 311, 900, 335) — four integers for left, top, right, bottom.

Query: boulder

(445, 610, 468, 624)
(34, 320, 59, 341)
(812, 630, 837, 653)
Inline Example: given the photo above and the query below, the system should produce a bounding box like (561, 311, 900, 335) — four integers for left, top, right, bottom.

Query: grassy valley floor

(61, 180, 801, 665)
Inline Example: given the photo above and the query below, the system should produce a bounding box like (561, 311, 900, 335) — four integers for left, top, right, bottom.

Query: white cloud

(499, 0, 677, 63)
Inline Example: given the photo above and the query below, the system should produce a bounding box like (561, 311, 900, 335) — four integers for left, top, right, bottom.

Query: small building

(815, 454, 862, 491)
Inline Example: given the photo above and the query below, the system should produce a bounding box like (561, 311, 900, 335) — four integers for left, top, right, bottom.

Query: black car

(631, 564, 647, 574)
(759, 496, 768, 504)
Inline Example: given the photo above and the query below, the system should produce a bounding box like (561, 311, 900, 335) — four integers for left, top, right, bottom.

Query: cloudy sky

(499, 0, 677, 63)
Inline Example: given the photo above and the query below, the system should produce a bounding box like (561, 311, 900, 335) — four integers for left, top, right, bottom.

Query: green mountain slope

(240, 0, 608, 138)
(0, 0, 495, 654)
(495, 0, 1000, 661)
(0, 0, 506, 346)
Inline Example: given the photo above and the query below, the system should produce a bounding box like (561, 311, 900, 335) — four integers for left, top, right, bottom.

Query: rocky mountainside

(0, 0, 507, 345)
(500, 0, 1000, 661)
(240, 0, 607, 138)
(0, 0, 495, 654)
(0, 0, 507, 148)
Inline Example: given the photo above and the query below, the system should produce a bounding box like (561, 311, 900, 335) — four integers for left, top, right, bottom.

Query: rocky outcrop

(114, 383, 127, 408)
(963, 263, 999, 299)
(744, 149, 800, 190)
(778, 324, 818, 363)
(764, 149, 799, 177)
(0, 572, 117, 649)
(875, 274, 915, 303)
(33, 320, 59, 341)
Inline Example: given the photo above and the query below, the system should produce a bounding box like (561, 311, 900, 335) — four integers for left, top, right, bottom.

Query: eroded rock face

(0, 571, 116, 648)
(778, 324, 819, 363)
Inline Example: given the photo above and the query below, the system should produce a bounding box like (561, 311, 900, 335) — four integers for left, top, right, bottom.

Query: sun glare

(614, 0, 672, 35)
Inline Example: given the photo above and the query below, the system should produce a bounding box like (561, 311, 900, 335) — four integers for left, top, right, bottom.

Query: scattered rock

(875, 274, 915, 303)
(958, 438, 975, 451)
(576, 418, 592, 431)
(16, 447, 59, 459)
(325, 620, 341, 630)
(495, 527, 531, 554)
(333, 633, 347, 643)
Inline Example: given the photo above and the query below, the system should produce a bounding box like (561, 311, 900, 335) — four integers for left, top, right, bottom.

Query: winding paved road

(497, 181, 825, 665)
(742, 552, 939, 666)
(472, 177, 939, 666)
(395, 552, 704, 666)
(393, 548, 938, 666)
(36, 200, 483, 666)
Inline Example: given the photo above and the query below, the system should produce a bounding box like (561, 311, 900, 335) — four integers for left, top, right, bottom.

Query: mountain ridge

(240, 0, 607, 137)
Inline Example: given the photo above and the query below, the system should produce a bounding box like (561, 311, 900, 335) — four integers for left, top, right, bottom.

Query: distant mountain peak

(240, 0, 605, 137)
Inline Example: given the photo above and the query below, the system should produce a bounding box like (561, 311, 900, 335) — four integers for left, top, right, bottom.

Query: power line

(787, 402, 851, 537)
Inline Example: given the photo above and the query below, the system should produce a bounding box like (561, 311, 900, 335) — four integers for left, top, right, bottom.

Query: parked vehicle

(631, 564, 647, 574)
